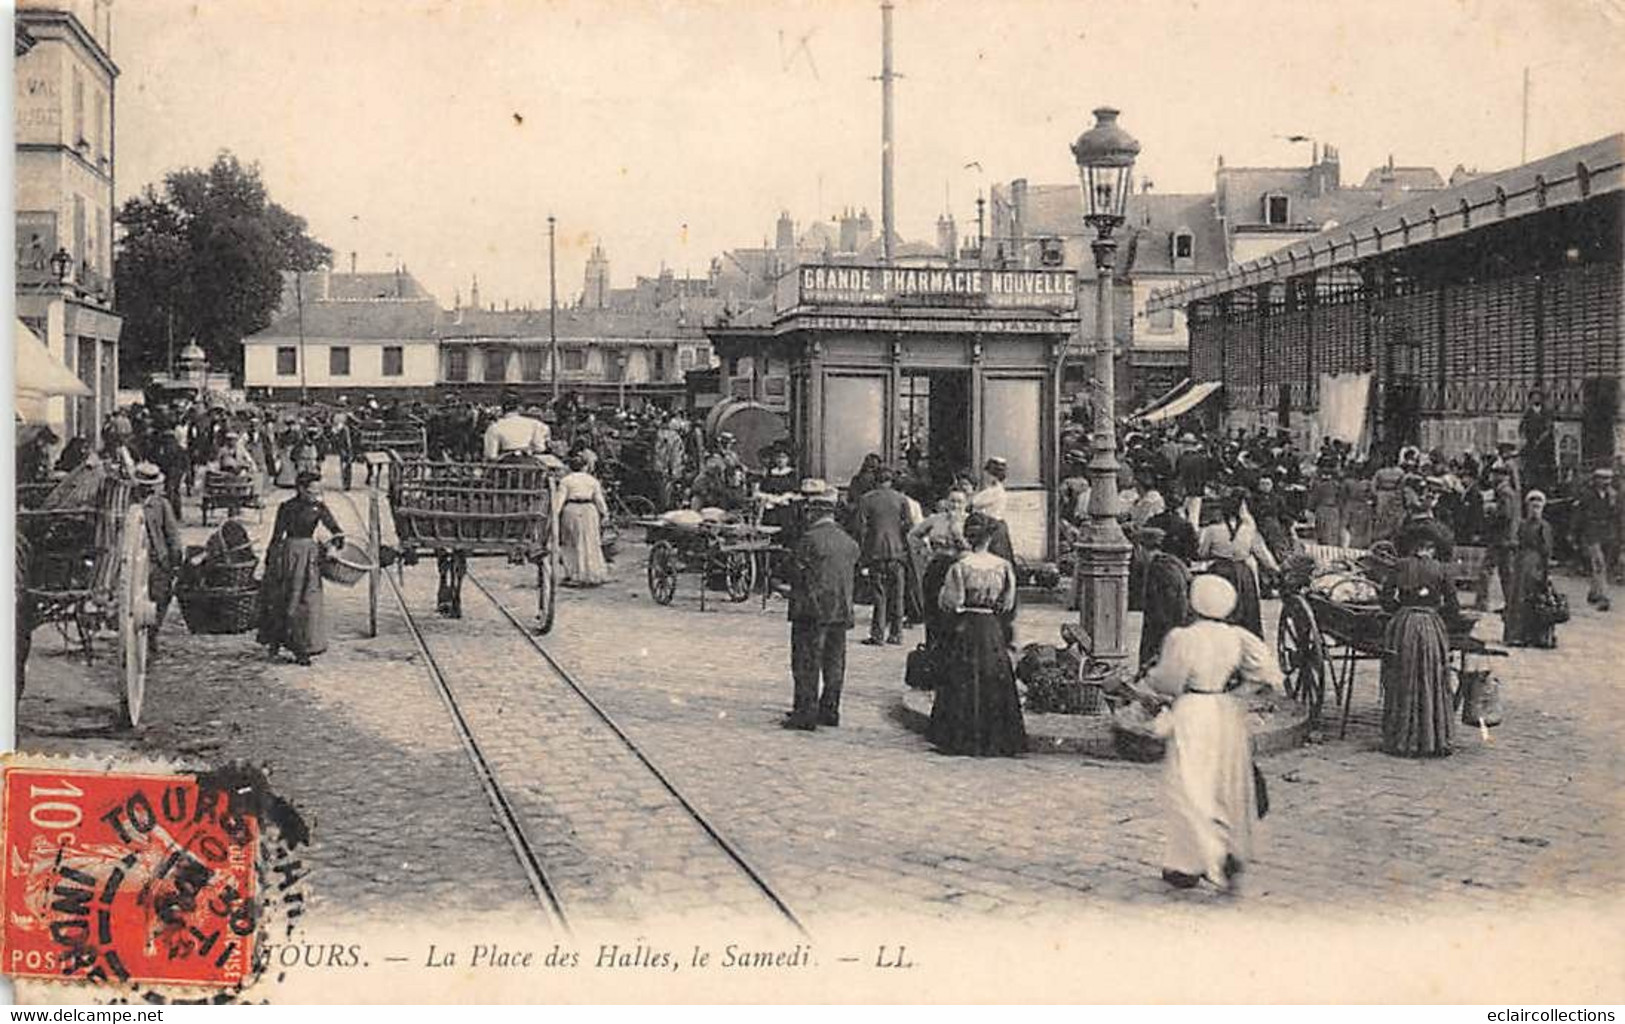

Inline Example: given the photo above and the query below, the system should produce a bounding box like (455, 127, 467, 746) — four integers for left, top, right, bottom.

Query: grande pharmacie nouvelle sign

(780, 264, 1076, 312)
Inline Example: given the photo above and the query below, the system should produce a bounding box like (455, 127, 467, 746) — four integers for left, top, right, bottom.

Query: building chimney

(839, 208, 859, 253)
(1011, 178, 1028, 269)
(349, 251, 357, 275)
(936, 213, 958, 261)
(856, 208, 875, 252)
(470, 274, 481, 312)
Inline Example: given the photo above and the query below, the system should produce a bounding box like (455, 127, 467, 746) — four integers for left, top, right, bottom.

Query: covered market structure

(1148, 134, 1624, 465)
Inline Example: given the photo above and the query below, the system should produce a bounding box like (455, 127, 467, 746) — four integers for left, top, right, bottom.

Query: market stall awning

(15, 318, 89, 400)
(1139, 381, 1220, 423)
(1130, 377, 1190, 420)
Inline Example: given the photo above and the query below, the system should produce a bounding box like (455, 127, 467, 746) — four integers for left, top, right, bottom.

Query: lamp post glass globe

(1071, 107, 1140, 235)
(1070, 106, 1139, 664)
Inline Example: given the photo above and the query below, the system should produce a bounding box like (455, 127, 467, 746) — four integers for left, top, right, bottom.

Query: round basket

(202, 559, 258, 590)
(320, 541, 372, 586)
(178, 584, 259, 635)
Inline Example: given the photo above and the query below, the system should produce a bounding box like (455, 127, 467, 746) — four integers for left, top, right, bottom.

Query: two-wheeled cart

(640, 519, 778, 611)
(388, 459, 562, 631)
(17, 475, 160, 726)
(1278, 588, 1499, 738)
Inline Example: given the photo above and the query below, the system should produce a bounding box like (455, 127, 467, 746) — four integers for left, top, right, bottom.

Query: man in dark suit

(785, 481, 860, 730)
(854, 465, 912, 646)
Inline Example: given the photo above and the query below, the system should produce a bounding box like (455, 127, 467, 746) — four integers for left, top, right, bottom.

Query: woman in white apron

(1145, 574, 1283, 890)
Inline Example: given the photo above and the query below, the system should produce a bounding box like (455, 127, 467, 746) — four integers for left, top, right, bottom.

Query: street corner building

(707, 263, 1081, 563)
(14, 0, 123, 442)
(1149, 134, 1625, 465)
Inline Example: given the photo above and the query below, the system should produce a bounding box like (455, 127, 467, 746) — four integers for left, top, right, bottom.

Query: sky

(108, 0, 1625, 310)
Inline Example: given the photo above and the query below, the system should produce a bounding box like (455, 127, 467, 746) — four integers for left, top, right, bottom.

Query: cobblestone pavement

(17, 471, 534, 925)
(477, 534, 1625, 926)
(17, 459, 1625, 933)
(376, 547, 801, 929)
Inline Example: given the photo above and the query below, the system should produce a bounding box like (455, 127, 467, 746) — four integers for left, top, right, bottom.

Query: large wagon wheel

(536, 545, 559, 634)
(648, 540, 678, 605)
(1276, 593, 1327, 723)
(117, 505, 159, 728)
(722, 550, 756, 603)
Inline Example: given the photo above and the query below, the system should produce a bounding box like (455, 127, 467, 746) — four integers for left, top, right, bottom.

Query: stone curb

(890, 688, 1312, 760)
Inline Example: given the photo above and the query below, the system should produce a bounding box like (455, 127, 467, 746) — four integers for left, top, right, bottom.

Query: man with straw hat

(1143, 574, 1282, 890)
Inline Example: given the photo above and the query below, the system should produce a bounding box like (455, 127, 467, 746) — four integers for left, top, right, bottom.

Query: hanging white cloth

(1316, 372, 1371, 450)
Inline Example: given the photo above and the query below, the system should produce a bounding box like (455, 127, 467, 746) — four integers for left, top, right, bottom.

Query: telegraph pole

(879, 1, 897, 264)
(295, 271, 308, 403)
(548, 214, 559, 404)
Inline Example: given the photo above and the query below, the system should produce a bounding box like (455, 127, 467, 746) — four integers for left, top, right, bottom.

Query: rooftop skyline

(109, 0, 1625, 308)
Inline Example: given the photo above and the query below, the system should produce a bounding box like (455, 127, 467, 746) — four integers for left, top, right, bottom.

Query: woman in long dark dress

(259, 471, 345, 666)
(1378, 525, 1457, 757)
(1504, 490, 1557, 648)
(927, 513, 1026, 757)
(909, 491, 970, 677)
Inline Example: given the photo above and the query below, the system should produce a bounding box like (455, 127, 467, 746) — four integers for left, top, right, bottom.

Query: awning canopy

(1139, 381, 1220, 423)
(1130, 377, 1190, 419)
(15, 318, 90, 400)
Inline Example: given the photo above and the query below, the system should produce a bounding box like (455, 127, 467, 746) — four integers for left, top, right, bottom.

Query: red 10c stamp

(2, 766, 260, 989)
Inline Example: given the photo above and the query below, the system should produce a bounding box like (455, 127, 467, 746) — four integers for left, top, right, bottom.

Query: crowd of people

(19, 390, 1622, 893)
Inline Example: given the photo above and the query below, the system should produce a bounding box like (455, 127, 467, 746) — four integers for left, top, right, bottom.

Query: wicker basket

(178, 584, 260, 635)
(320, 541, 372, 586)
(203, 560, 258, 590)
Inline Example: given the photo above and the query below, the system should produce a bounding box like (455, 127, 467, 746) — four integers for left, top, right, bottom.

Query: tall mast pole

(548, 214, 559, 404)
(1521, 66, 1530, 164)
(295, 271, 307, 404)
(880, 1, 896, 264)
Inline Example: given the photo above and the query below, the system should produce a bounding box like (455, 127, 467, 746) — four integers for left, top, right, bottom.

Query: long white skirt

(559, 502, 610, 586)
(1155, 693, 1257, 879)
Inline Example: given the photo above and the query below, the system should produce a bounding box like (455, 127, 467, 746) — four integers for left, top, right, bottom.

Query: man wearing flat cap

(783, 480, 861, 730)
(1575, 466, 1618, 611)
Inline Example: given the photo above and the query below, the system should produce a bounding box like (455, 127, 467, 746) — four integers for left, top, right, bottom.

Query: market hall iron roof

(1147, 133, 1625, 312)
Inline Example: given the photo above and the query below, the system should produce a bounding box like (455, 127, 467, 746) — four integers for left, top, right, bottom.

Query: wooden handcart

(201, 469, 265, 524)
(1277, 590, 1499, 738)
(388, 459, 562, 631)
(17, 476, 161, 726)
(358, 419, 428, 486)
(640, 519, 778, 611)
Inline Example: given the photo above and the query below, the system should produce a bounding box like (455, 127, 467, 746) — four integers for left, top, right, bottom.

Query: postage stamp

(2, 763, 261, 989)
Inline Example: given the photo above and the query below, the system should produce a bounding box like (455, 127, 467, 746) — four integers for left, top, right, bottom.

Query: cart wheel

(536, 548, 559, 634)
(1276, 593, 1327, 723)
(117, 505, 157, 728)
(648, 540, 678, 605)
(723, 550, 756, 603)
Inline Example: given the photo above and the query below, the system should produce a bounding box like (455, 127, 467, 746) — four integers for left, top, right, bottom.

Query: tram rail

(331, 490, 806, 936)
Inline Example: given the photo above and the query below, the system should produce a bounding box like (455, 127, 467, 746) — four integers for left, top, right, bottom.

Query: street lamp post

(1069, 106, 1140, 665)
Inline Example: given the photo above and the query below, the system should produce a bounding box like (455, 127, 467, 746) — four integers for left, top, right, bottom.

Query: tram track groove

(332, 488, 807, 935)
(462, 568, 808, 936)
(330, 490, 571, 930)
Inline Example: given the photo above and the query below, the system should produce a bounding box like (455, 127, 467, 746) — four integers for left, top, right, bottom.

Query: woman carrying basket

(259, 471, 345, 666)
